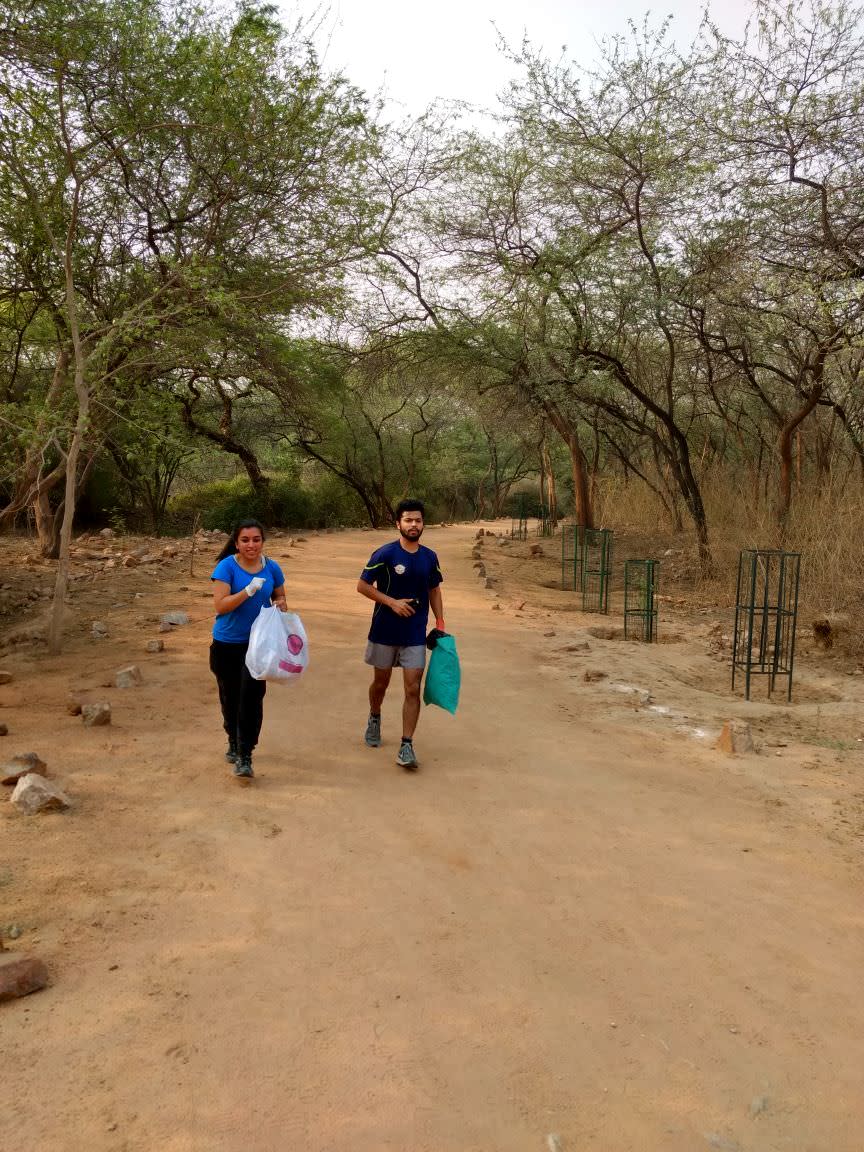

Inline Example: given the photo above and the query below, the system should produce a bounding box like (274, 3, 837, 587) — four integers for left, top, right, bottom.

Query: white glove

(244, 576, 265, 597)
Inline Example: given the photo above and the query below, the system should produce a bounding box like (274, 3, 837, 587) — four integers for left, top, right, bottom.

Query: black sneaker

(233, 754, 254, 779)
(225, 743, 239, 765)
(396, 741, 418, 771)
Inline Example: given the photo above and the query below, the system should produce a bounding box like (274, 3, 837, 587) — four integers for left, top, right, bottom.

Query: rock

(476, 565, 486, 578)
(91, 621, 109, 638)
(160, 611, 189, 626)
(66, 694, 83, 716)
(750, 1095, 769, 1117)
(813, 613, 850, 649)
(529, 544, 544, 558)
(115, 665, 142, 689)
(544, 630, 556, 637)
(158, 621, 173, 633)
(146, 639, 164, 653)
(161, 544, 179, 558)
(484, 577, 495, 589)
(121, 555, 139, 568)
(717, 720, 755, 755)
(7, 925, 21, 940)
(492, 603, 501, 611)
(0, 725, 6, 736)
(99, 527, 115, 538)
(0, 670, 12, 685)
(584, 669, 608, 682)
(81, 702, 111, 727)
(10, 773, 72, 814)
(471, 549, 481, 560)
(1, 752, 47, 786)
(0, 952, 49, 1001)
(476, 529, 485, 538)
(562, 642, 590, 652)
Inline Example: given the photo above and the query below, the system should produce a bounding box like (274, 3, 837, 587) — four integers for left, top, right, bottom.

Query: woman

(210, 520, 287, 779)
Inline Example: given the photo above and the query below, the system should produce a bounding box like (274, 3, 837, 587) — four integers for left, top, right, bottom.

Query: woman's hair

(215, 519, 266, 562)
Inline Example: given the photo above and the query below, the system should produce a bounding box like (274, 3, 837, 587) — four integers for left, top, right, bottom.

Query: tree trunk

(776, 386, 823, 526)
(539, 401, 593, 527)
(540, 438, 558, 526)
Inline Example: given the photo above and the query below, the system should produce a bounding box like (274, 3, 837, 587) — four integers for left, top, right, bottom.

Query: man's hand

(390, 598, 417, 618)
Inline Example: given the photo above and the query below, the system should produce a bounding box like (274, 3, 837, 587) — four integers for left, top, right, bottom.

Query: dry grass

(595, 471, 864, 659)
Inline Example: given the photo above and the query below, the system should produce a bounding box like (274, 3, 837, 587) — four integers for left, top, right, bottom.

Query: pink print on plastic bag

(278, 631, 305, 674)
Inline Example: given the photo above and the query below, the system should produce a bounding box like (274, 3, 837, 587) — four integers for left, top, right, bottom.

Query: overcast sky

(282, 0, 759, 115)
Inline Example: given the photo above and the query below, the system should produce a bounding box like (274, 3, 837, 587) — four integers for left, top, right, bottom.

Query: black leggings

(209, 640, 267, 755)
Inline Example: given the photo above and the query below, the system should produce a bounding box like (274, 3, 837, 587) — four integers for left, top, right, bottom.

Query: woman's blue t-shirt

(211, 555, 285, 644)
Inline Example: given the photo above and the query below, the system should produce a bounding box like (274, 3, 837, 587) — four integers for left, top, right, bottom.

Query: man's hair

(394, 498, 425, 520)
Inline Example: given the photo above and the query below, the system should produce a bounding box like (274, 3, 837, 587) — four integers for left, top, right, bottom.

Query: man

(357, 499, 445, 770)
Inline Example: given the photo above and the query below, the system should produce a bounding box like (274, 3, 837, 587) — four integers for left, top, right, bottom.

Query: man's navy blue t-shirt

(360, 540, 443, 646)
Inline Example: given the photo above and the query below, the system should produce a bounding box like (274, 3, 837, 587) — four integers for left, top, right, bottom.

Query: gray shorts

(364, 642, 426, 670)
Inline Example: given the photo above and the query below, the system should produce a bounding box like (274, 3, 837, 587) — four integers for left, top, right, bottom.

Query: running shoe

(364, 714, 382, 748)
(233, 754, 254, 779)
(396, 741, 418, 771)
(225, 743, 239, 765)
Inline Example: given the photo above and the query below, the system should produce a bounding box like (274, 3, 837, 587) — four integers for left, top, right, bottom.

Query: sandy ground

(1, 523, 864, 1152)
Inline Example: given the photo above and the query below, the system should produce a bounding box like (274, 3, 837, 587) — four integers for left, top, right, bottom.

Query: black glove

(426, 628, 447, 650)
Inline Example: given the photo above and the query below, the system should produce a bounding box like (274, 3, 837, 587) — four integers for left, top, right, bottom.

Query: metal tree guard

(624, 560, 659, 642)
(581, 528, 613, 613)
(561, 523, 582, 591)
(537, 503, 555, 538)
(510, 494, 529, 541)
(732, 548, 801, 701)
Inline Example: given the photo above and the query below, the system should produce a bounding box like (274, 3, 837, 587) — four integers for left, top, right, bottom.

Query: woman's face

(236, 528, 264, 563)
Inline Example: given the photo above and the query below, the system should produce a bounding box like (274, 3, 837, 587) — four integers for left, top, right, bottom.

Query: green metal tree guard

(624, 559, 659, 642)
(561, 523, 582, 591)
(581, 527, 612, 613)
(537, 503, 555, 537)
(510, 493, 529, 541)
(732, 548, 801, 700)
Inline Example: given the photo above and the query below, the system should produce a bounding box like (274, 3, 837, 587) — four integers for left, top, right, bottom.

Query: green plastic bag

(423, 633, 461, 714)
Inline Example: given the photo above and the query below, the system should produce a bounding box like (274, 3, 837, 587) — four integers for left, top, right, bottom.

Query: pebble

(750, 1095, 768, 1116)
(81, 695, 111, 723)
(0, 724, 7, 737)
(146, 639, 164, 654)
(82, 702, 111, 727)
(0, 671, 12, 685)
(7, 924, 21, 940)
(115, 665, 143, 689)
(160, 611, 190, 626)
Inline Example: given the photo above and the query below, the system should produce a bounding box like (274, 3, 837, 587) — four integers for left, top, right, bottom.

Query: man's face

(397, 510, 424, 541)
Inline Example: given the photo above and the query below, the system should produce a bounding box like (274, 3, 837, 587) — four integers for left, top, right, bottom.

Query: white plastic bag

(245, 606, 309, 683)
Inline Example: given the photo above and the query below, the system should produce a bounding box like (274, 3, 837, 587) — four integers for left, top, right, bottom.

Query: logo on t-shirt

(394, 564, 406, 574)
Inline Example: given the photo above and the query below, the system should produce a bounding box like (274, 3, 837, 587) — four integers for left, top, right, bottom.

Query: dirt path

(2, 525, 864, 1151)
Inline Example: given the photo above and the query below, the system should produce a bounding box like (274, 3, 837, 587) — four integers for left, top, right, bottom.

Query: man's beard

(399, 525, 423, 541)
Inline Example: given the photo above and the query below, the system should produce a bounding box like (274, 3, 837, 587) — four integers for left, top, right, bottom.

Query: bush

(167, 474, 366, 531)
